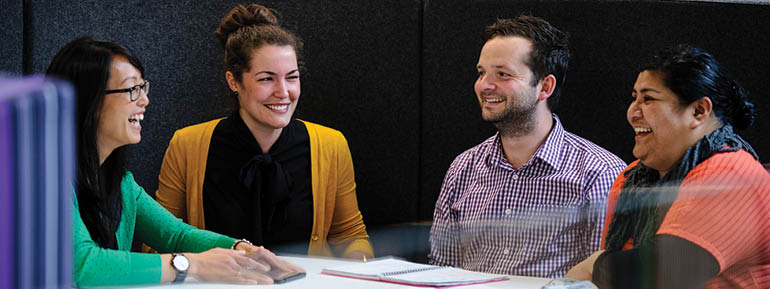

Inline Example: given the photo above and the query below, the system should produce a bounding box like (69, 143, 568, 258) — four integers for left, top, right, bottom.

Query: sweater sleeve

(592, 234, 719, 289)
(155, 130, 189, 221)
(131, 174, 235, 253)
(325, 131, 374, 257)
(72, 188, 161, 287)
(72, 172, 235, 287)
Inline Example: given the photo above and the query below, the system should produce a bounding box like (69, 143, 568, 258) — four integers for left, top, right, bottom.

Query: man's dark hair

(484, 15, 570, 110)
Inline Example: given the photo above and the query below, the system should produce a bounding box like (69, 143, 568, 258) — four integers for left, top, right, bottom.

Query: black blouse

(202, 111, 313, 254)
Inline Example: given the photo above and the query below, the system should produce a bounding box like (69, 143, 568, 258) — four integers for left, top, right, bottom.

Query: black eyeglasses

(104, 80, 150, 102)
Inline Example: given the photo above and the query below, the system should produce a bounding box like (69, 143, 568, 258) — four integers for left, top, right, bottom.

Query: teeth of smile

(266, 104, 288, 110)
(486, 98, 504, 103)
(634, 127, 652, 133)
(129, 114, 144, 122)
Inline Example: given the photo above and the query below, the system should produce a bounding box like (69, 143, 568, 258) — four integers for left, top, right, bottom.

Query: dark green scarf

(605, 124, 758, 250)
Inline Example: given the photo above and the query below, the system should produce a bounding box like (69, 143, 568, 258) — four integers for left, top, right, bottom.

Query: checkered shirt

(429, 115, 626, 278)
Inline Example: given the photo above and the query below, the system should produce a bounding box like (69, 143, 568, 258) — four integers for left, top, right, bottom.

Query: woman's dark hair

(46, 36, 144, 249)
(215, 4, 303, 108)
(641, 44, 756, 130)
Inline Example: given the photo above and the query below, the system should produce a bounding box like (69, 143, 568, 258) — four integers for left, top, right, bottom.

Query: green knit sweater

(73, 171, 235, 287)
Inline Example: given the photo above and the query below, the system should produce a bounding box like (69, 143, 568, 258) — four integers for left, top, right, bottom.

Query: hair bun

(215, 4, 279, 48)
(727, 80, 756, 130)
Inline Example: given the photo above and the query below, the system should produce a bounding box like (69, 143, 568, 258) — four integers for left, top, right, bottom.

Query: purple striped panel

(0, 100, 16, 289)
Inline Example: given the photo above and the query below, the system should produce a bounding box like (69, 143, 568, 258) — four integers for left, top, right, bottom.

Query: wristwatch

(170, 253, 189, 283)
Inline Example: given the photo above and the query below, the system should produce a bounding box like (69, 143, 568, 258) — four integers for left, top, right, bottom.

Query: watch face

(173, 255, 190, 271)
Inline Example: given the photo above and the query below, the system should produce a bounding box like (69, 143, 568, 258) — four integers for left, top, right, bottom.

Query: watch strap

(171, 253, 188, 283)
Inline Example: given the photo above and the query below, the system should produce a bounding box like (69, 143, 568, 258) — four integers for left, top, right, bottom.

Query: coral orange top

(602, 150, 770, 288)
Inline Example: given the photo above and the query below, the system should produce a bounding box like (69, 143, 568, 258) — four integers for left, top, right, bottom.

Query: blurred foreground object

(0, 74, 75, 289)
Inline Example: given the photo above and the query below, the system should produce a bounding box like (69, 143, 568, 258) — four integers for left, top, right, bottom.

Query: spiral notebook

(321, 258, 508, 287)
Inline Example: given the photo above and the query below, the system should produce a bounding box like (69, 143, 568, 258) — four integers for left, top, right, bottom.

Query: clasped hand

(186, 244, 304, 285)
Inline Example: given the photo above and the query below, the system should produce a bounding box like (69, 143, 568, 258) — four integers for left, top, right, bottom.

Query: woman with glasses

(47, 36, 301, 287)
(154, 4, 373, 259)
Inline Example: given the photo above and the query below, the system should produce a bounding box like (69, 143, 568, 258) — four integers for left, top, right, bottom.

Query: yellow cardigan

(155, 118, 373, 258)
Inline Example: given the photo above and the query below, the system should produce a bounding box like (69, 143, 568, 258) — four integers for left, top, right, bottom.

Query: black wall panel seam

(416, 0, 426, 222)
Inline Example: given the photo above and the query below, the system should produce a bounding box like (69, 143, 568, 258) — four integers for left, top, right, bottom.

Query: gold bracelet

(231, 238, 253, 250)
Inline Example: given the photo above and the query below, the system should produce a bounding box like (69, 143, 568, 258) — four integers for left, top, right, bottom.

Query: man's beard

(481, 92, 537, 137)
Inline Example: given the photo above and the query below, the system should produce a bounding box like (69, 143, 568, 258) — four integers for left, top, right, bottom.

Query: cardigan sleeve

(155, 130, 189, 221)
(156, 119, 220, 230)
(134, 177, 236, 254)
(592, 235, 719, 289)
(72, 186, 160, 287)
(324, 130, 374, 257)
(72, 172, 235, 287)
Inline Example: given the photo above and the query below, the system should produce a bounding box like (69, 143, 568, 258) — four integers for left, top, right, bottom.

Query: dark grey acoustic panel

(26, 1, 246, 215)
(420, 1, 770, 220)
(1, 0, 23, 75)
(282, 1, 423, 227)
(27, 0, 422, 228)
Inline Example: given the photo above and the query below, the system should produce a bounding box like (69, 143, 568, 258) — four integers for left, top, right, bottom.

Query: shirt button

(503, 249, 510, 255)
(505, 208, 512, 215)
(511, 174, 518, 180)
(312, 235, 319, 241)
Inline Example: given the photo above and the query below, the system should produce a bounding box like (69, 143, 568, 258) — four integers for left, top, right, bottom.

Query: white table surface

(129, 255, 551, 289)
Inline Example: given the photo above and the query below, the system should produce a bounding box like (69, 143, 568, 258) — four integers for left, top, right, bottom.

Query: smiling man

(428, 15, 626, 278)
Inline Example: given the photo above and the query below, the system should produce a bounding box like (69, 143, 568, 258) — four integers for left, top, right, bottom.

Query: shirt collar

(486, 114, 565, 172)
(533, 114, 565, 171)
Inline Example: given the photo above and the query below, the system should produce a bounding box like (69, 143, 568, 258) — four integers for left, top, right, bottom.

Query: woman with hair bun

(48, 36, 299, 287)
(566, 44, 770, 288)
(155, 4, 373, 260)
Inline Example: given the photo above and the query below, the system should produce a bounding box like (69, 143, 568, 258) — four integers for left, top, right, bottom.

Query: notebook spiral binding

(381, 266, 443, 277)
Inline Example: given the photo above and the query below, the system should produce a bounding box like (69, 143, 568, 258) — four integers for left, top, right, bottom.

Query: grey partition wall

(2, 0, 769, 261)
(0, 0, 23, 75)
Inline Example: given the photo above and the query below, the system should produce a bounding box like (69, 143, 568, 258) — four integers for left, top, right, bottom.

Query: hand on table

(186, 247, 274, 285)
(565, 250, 604, 281)
(242, 245, 306, 280)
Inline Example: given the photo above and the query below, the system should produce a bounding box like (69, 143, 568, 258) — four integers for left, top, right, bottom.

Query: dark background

(2, 0, 769, 261)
